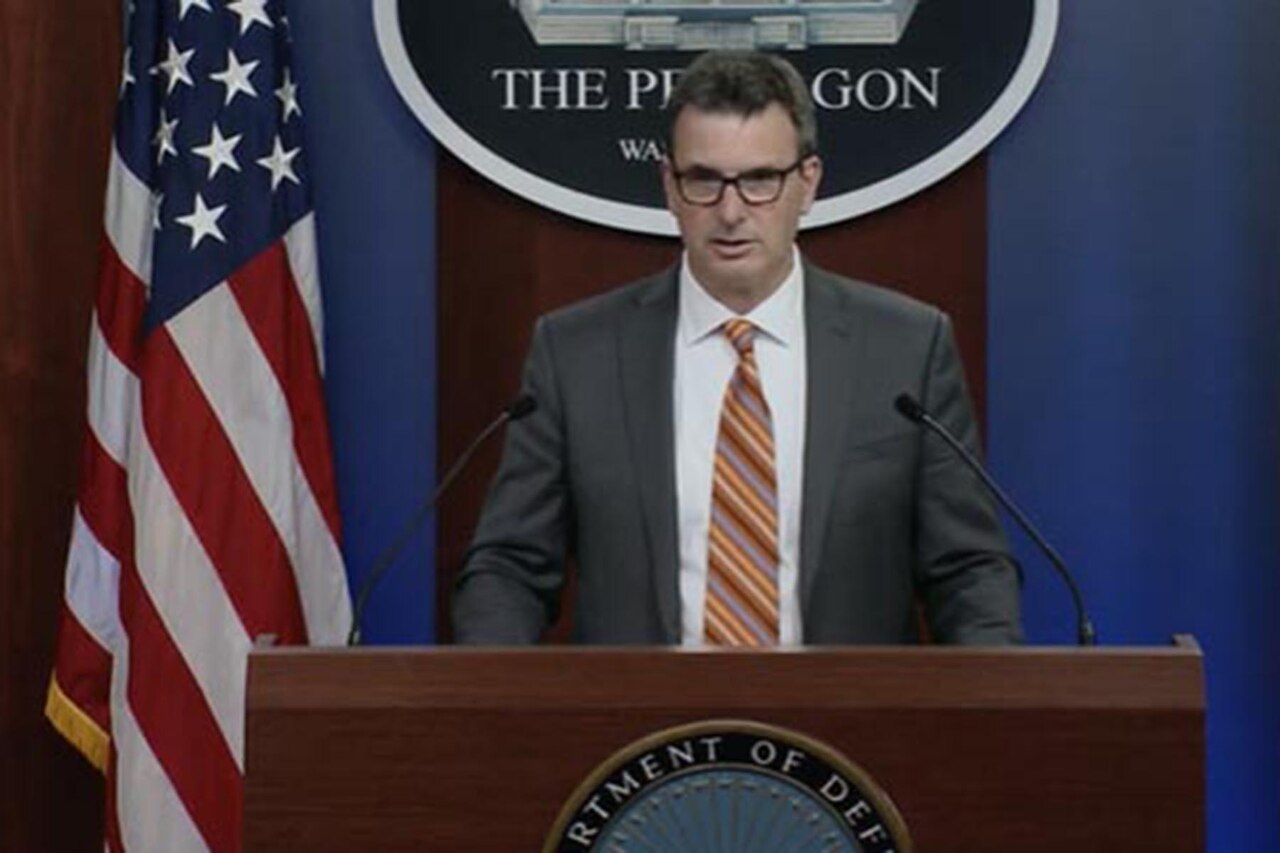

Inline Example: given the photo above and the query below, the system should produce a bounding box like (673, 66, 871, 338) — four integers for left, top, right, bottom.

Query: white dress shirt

(674, 249, 807, 645)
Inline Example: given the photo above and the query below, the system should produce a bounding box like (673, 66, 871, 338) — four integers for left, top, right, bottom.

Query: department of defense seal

(545, 720, 912, 852)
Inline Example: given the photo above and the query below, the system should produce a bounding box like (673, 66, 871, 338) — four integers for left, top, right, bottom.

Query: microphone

(347, 393, 538, 645)
(894, 393, 1097, 646)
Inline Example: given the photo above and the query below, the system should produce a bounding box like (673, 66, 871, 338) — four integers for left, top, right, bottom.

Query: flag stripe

(228, 237, 341, 538)
(94, 245, 148, 374)
(112, 655, 215, 852)
(139, 327, 308, 645)
(103, 146, 154, 287)
(118, 562, 240, 851)
(59, 516, 120, 693)
(79, 424, 132, 568)
(173, 278, 346, 640)
(87, 312, 139, 466)
(130, 421, 253, 765)
(282, 214, 326, 372)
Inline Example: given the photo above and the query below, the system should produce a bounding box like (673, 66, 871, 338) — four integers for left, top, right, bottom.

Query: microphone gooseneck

(894, 393, 1097, 646)
(347, 394, 538, 646)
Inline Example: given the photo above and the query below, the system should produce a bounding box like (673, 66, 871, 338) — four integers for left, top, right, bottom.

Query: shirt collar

(677, 247, 805, 348)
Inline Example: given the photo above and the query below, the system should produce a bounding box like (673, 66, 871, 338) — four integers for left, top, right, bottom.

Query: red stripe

(79, 418, 242, 849)
(95, 238, 147, 373)
(51, 607, 113, 735)
(54, 430, 128, 745)
(118, 560, 241, 852)
(228, 240, 342, 539)
(78, 425, 131, 562)
(137, 326, 308, 644)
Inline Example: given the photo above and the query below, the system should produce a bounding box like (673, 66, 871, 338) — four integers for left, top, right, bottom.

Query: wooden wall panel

(437, 152, 988, 640)
(0, 2, 120, 850)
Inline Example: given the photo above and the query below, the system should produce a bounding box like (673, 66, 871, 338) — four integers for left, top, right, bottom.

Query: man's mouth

(710, 237, 755, 258)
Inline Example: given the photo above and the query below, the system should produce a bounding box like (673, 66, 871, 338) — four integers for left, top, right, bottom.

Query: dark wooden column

(436, 153, 988, 640)
(0, 2, 122, 851)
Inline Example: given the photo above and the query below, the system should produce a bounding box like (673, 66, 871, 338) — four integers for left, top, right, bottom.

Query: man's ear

(660, 156, 679, 212)
(800, 155, 823, 214)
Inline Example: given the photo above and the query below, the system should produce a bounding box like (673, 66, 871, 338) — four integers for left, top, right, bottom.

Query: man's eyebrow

(677, 162, 789, 175)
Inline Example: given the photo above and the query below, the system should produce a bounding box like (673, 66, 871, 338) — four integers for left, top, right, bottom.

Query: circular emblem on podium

(544, 720, 912, 852)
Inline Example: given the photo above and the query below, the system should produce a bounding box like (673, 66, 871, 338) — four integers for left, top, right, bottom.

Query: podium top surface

(248, 640, 1203, 712)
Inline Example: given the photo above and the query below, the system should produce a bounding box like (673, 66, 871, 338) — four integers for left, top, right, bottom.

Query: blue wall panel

(989, 3, 1280, 848)
(291, 3, 438, 643)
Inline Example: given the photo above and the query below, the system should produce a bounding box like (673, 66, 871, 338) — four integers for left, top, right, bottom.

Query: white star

(226, 0, 273, 35)
(175, 193, 228, 250)
(192, 124, 243, 180)
(256, 136, 301, 191)
(153, 109, 179, 164)
(210, 49, 260, 107)
(275, 69, 301, 121)
(119, 47, 137, 98)
(150, 39, 195, 96)
(177, 0, 212, 20)
(151, 193, 164, 231)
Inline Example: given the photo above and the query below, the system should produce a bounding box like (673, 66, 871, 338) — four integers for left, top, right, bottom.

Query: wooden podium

(244, 640, 1203, 851)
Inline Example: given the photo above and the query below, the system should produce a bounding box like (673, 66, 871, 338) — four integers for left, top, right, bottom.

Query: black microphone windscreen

(894, 393, 926, 423)
(507, 393, 538, 421)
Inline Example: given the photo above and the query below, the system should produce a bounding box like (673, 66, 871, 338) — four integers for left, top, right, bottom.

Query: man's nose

(714, 183, 749, 224)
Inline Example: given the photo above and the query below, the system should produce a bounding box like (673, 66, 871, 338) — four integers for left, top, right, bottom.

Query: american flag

(45, 1, 351, 849)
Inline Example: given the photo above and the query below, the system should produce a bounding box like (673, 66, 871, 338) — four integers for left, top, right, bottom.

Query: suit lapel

(799, 267, 860, 619)
(618, 269, 681, 641)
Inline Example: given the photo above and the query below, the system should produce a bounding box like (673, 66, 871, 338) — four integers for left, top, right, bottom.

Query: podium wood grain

(245, 642, 1204, 851)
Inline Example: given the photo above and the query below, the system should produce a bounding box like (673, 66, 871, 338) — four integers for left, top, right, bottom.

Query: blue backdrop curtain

(989, 3, 1280, 849)
(291, 4, 437, 644)
(288, 1, 1277, 847)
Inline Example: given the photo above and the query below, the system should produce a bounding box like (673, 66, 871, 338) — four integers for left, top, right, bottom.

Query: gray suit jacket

(452, 263, 1022, 645)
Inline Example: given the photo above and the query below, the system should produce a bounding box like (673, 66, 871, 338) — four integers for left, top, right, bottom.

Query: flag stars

(176, 193, 228, 249)
(192, 123, 243, 180)
(256, 136, 300, 191)
(119, 47, 137, 98)
(226, 0, 273, 35)
(151, 193, 164, 231)
(151, 39, 195, 96)
(210, 49, 260, 107)
(275, 69, 301, 121)
(177, 0, 212, 20)
(154, 109, 179, 164)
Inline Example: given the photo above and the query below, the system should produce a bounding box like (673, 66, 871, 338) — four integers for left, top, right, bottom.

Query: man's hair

(665, 50, 818, 162)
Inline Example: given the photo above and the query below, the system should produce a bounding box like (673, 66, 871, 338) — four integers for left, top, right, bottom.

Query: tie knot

(723, 319, 757, 356)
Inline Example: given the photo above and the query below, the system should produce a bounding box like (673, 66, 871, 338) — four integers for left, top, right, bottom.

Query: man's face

(662, 103, 821, 310)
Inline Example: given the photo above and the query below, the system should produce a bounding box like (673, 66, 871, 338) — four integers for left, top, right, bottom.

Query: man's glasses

(671, 157, 808, 207)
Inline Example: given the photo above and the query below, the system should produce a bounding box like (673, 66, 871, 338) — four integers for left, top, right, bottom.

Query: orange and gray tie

(704, 319, 780, 646)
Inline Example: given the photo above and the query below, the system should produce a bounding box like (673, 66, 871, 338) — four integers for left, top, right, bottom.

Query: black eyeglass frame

(670, 155, 812, 207)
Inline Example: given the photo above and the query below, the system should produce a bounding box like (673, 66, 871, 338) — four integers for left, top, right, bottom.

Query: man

(452, 51, 1021, 645)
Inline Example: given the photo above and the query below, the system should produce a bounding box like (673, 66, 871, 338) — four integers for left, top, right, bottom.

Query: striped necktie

(704, 319, 780, 646)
